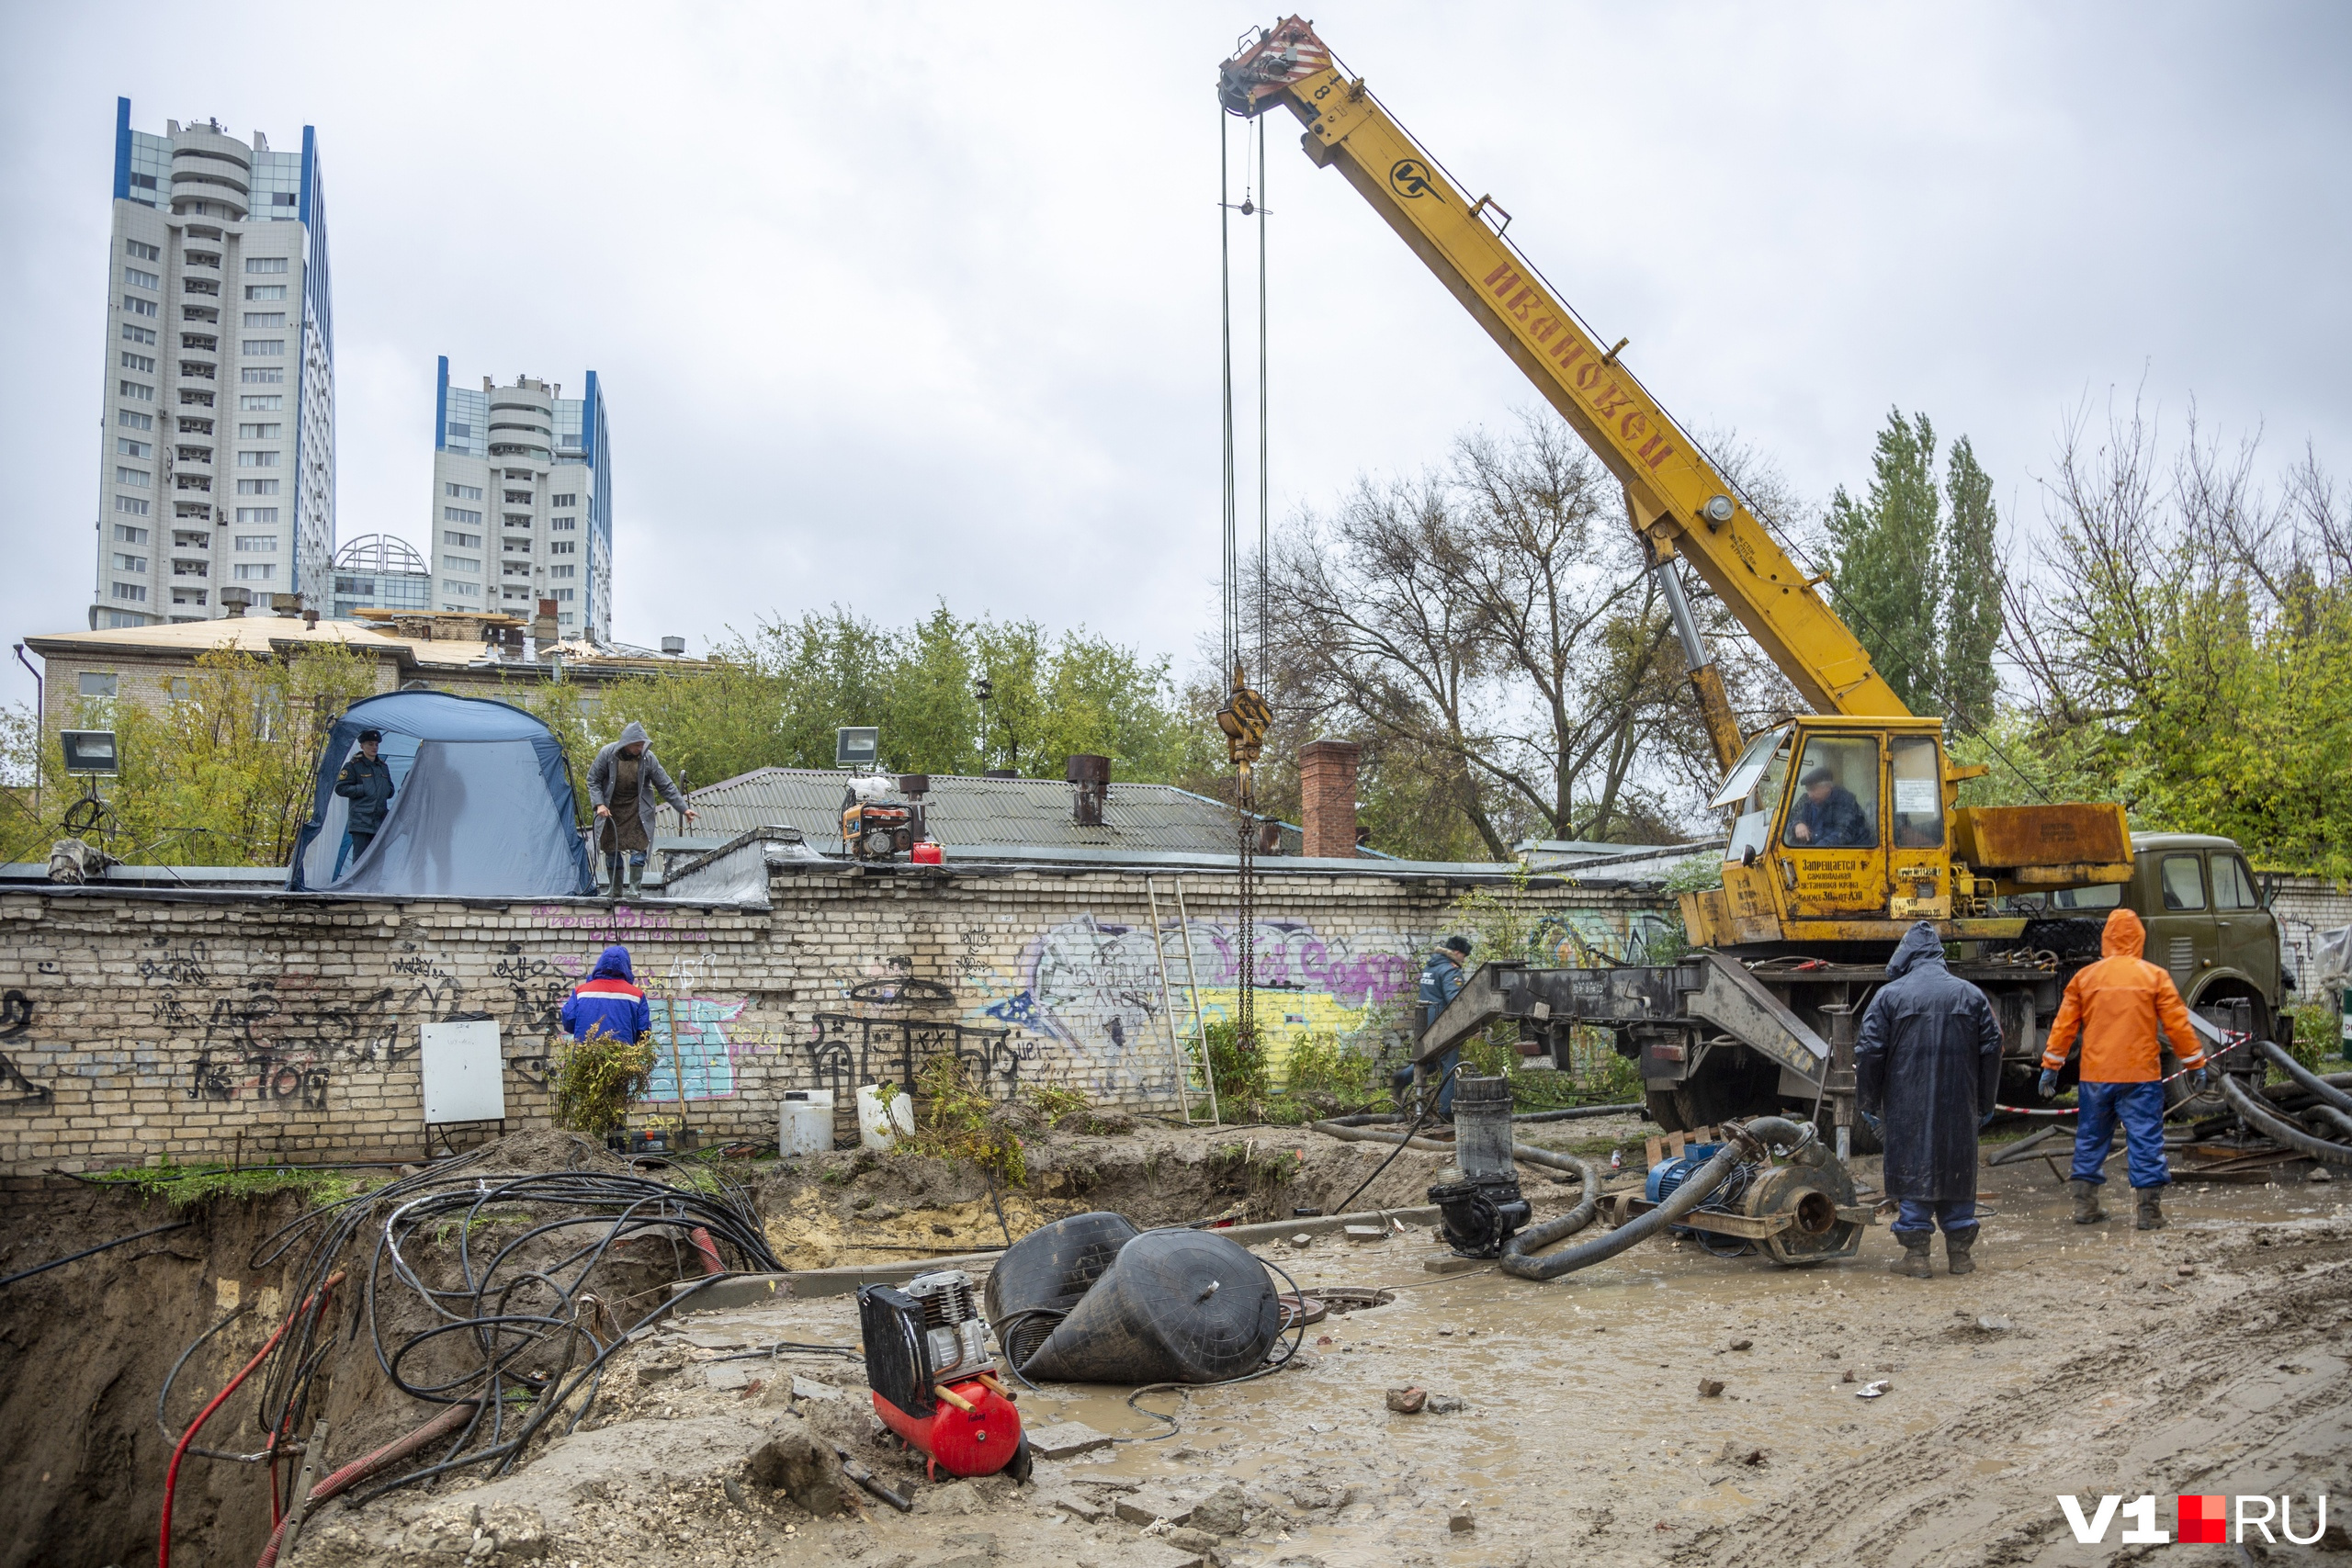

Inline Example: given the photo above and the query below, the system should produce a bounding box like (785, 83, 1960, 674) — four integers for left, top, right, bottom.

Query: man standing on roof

(588, 721, 697, 901)
(561, 945, 652, 1045)
(1391, 934, 1475, 1120)
(2040, 907, 2206, 1231)
(1854, 922, 2004, 1278)
(334, 728, 394, 872)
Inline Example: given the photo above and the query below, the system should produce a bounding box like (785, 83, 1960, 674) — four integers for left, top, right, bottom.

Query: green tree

(1825, 410, 2006, 727)
(1941, 435, 2004, 729)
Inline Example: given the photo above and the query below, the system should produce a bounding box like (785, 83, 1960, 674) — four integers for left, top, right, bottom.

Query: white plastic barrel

(855, 1084, 915, 1151)
(779, 1088, 835, 1156)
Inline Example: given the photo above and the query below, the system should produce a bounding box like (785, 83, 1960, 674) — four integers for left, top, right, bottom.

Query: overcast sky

(4, 2, 2346, 689)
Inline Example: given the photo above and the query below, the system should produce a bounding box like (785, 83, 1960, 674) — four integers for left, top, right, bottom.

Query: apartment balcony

(175, 446, 214, 468)
(183, 277, 220, 297)
(183, 251, 221, 270)
(171, 560, 209, 578)
(182, 305, 220, 324)
(178, 359, 217, 380)
(179, 333, 217, 352)
(174, 474, 212, 492)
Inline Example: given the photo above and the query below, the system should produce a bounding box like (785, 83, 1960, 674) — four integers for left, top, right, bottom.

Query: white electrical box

(420, 1020, 506, 1126)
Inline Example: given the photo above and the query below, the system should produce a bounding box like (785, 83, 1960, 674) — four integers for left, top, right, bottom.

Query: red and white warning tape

(1991, 1029, 2250, 1116)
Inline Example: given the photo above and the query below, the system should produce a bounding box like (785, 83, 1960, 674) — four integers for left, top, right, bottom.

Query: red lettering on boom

(1620, 411, 1648, 443)
(1503, 287, 1537, 322)
(1484, 263, 1521, 295)
(1637, 432, 1674, 469)
(1589, 381, 1634, 421)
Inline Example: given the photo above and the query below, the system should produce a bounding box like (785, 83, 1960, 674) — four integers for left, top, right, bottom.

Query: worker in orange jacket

(2038, 908, 2207, 1230)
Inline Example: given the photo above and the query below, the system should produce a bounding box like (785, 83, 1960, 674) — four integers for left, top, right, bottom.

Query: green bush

(553, 1032, 655, 1139)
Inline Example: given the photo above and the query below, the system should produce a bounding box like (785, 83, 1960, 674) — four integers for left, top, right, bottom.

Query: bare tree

(1264, 412, 1780, 859)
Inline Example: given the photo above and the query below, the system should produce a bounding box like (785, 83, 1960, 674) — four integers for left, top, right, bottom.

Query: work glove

(2038, 1069, 2060, 1100)
(1859, 1110, 1883, 1137)
(1980, 1108, 1998, 1128)
(2192, 1066, 2212, 1089)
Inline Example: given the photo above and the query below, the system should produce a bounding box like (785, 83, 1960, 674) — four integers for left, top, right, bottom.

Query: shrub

(903, 1055, 1027, 1185)
(553, 1032, 655, 1138)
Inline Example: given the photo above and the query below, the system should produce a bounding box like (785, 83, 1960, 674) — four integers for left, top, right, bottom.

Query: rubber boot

(2070, 1179, 2107, 1224)
(605, 852, 625, 902)
(1890, 1235, 1933, 1278)
(1945, 1225, 1979, 1276)
(627, 855, 645, 900)
(2135, 1190, 2165, 1231)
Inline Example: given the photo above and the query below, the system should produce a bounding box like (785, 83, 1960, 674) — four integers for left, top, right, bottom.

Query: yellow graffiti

(1188, 989, 1374, 1089)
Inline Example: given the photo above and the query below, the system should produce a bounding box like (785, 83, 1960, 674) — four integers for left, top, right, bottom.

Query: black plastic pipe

(0, 1218, 193, 1289)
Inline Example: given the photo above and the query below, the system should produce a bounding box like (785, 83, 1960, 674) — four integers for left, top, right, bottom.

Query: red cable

(158, 1270, 345, 1568)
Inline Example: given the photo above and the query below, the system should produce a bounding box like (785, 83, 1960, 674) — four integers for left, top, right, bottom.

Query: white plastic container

(855, 1083, 915, 1151)
(779, 1088, 835, 1156)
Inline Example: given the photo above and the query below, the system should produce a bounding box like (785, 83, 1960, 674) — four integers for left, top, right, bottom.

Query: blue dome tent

(288, 690, 596, 896)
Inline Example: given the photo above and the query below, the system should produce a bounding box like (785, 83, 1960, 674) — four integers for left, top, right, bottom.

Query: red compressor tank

(870, 1375, 1022, 1479)
(857, 1272, 1029, 1482)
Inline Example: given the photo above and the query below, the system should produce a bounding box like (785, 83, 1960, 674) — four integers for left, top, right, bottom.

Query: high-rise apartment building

(430, 361, 612, 642)
(92, 99, 334, 628)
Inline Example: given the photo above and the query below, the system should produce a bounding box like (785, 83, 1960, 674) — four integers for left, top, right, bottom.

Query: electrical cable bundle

(158, 1140, 786, 1537)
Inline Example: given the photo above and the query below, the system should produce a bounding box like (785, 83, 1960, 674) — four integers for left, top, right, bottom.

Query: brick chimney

(1298, 739, 1361, 859)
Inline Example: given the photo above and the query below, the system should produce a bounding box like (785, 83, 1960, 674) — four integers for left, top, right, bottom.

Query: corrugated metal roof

(686, 768, 1310, 857)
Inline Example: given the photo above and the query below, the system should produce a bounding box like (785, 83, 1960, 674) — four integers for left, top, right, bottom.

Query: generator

(857, 1270, 1028, 1482)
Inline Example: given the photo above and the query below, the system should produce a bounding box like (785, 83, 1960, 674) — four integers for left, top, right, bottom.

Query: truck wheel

(1645, 1089, 1689, 1132)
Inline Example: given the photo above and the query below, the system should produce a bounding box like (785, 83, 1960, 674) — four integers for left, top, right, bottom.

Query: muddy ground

(7, 1122, 2346, 1568)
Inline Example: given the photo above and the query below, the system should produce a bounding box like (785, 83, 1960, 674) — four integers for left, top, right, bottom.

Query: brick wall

(0, 868, 1668, 1175)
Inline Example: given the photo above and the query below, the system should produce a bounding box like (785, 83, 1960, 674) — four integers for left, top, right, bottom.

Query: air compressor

(857, 1270, 1030, 1482)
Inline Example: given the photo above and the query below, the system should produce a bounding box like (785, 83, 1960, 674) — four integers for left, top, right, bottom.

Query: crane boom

(1219, 18, 1909, 727)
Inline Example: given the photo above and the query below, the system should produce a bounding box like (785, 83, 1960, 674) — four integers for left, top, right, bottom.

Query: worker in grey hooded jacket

(1854, 921, 2005, 1278)
(587, 721, 696, 899)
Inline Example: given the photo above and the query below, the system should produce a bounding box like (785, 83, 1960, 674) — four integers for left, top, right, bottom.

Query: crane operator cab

(1689, 716, 2128, 952)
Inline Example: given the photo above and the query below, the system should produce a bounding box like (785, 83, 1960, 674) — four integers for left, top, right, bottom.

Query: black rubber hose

(1316, 1120, 1614, 1185)
(1498, 1115, 1815, 1282)
(2257, 1040, 2352, 1115)
(1987, 1125, 2065, 1167)
(2219, 1072, 2352, 1167)
(1497, 1154, 1602, 1274)
(1506, 1103, 1643, 1123)
(0, 1218, 193, 1289)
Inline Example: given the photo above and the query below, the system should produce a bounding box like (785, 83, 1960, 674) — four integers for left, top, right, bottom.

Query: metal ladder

(1145, 874, 1220, 1126)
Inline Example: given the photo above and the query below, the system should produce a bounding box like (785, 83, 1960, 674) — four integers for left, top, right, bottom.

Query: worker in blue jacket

(1391, 934, 1474, 1119)
(560, 946, 652, 1044)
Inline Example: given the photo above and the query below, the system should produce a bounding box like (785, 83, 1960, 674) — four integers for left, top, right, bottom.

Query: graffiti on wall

(644, 998, 749, 1101)
(1528, 908, 1679, 968)
(0, 990, 52, 1107)
(969, 916, 1419, 1100)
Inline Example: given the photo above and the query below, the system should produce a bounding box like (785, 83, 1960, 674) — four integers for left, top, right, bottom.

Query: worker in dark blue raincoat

(1391, 934, 1474, 1120)
(1854, 921, 2004, 1279)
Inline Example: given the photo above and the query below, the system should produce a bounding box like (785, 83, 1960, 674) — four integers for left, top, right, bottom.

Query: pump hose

(2218, 1071, 2352, 1167)
(2257, 1040, 2352, 1115)
(1498, 1116, 1815, 1282)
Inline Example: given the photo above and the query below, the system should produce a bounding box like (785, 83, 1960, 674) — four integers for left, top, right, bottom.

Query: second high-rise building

(429, 361, 613, 642)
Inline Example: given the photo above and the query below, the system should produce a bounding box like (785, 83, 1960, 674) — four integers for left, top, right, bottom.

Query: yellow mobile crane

(1219, 18, 2140, 1132)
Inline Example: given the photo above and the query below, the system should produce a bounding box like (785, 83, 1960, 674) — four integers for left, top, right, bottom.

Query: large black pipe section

(2219, 1072, 2352, 1167)
(1309, 1119, 1595, 1182)
(2258, 1040, 2352, 1115)
(1497, 1116, 1815, 1281)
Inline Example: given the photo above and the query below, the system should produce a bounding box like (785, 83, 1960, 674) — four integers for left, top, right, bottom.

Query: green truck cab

(2035, 832, 2285, 1037)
